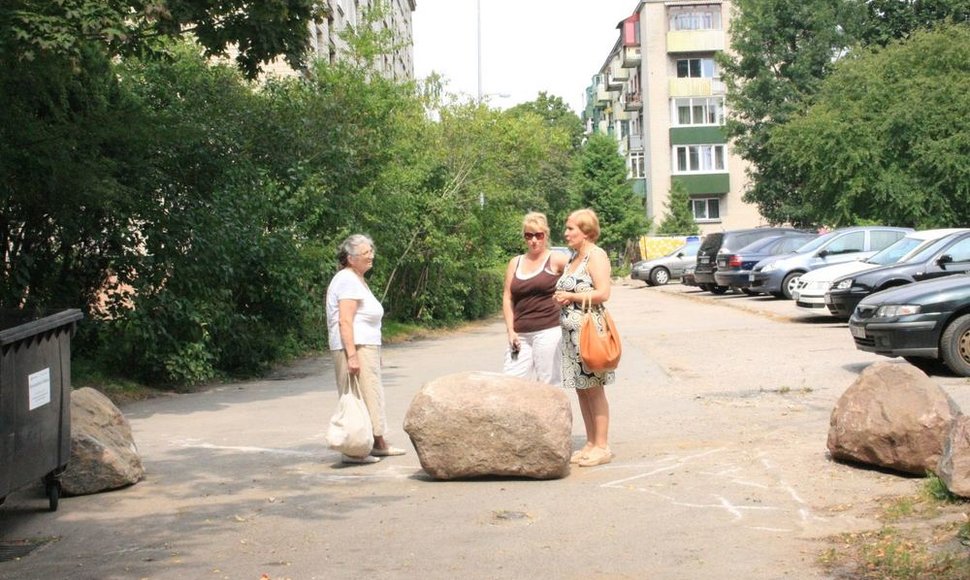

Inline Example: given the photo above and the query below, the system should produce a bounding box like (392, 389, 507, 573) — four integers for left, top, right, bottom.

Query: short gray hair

(337, 234, 375, 267)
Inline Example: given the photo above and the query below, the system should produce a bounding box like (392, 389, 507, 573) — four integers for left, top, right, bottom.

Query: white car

(793, 228, 970, 310)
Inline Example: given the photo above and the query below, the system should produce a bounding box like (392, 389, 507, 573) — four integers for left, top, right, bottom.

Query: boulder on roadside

(403, 372, 572, 480)
(827, 361, 960, 475)
(60, 387, 144, 496)
(938, 415, 970, 497)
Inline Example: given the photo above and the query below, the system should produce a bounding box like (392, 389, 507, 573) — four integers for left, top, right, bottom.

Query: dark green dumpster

(0, 309, 83, 511)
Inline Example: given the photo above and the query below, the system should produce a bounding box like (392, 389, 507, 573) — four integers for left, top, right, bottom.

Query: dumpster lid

(0, 309, 84, 346)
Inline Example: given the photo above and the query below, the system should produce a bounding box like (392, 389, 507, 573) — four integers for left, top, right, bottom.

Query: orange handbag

(579, 294, 621, 372)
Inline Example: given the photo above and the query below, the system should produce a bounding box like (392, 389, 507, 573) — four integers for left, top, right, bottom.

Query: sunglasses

(523, 232, 546, 241)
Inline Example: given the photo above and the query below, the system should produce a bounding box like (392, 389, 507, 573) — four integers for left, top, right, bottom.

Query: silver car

(632, 240, 701, 286)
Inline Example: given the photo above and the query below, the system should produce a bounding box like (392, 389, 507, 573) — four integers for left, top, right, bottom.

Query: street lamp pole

(477, 0, 482, 101)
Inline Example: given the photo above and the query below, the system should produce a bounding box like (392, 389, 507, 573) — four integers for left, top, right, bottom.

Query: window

(944, 238, 970, 262)
(673, 144, 726, 174)
(676, 58, 716, 78)
(825, 232, 865, 255)
(673, 97, 725, 126)
(692, 198, 720, 221)
(630, 152, 645, 179)
(669, 6, 722, 31)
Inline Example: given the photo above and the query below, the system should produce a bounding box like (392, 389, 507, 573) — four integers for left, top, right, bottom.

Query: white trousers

(503, 325, 563, 386)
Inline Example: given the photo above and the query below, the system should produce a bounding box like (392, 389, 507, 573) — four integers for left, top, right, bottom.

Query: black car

(827, 230, 970, 318)
(694, 227, 803, 294)
(713, 232, 818, 293)
(849, 274, 970, 376)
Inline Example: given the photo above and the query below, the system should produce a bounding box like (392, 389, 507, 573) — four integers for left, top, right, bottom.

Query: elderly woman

(553, 209, 614, 467)
(325, 234, 406, 464)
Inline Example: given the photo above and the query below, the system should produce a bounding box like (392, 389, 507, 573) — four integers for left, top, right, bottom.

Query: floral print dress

(556, 251, 615, 389)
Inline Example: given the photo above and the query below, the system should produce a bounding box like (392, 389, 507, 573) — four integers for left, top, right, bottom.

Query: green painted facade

(669, 126, 726, 145)
(672, 174, 730, 195)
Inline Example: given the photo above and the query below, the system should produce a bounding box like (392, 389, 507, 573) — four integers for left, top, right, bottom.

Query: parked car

(694, 227, 804, 294)
(632, 240, 701, 286)
(682, 264, 698, 287)
(748, 226, 912, 299)
(713, 232, 818, 293)
(848, 274, 970, 376)
(794, 229, 970, 312)
(827, 229, 970, 318)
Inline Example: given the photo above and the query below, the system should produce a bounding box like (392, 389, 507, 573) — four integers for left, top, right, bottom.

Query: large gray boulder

(827, 361, 959, 475)
(403, 372, 572, 480)
(60, 387, 144, 496)
(938, 415, 970, 497)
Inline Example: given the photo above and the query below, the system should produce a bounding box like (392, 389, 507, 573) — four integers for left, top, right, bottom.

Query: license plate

(824, 294, 833, 304)
(699, 256, 710, 264)
(748, 274, 756, 282)
(850, 325, 866, 339)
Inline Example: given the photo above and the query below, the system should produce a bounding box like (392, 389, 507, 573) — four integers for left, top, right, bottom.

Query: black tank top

(511, 254, 561, 333)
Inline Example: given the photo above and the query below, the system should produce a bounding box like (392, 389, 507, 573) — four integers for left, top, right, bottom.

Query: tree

(657, 181, 700, 235)
(504, 93, 583, 238)
(571, 133, 648, 258)
(720, 0, 970, 226)
(1, 0, 320, 79)
(767, 25, 970, 227)
(719, 0, 862, 227)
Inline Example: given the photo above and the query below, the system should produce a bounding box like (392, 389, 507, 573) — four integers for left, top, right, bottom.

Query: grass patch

(819, 476, 970, 578)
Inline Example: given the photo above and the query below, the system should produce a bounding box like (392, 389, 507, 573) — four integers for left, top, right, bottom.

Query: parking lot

(2, 279, 967, 579)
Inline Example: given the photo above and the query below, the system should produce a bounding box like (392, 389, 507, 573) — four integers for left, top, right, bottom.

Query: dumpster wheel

(43, 475, 60, 512)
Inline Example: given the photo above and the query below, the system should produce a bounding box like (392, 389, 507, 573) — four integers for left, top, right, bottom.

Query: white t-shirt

(326, 268, 384, 351)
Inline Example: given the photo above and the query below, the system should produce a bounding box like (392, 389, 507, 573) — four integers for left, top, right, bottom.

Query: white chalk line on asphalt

(600, 447, 825, 531)
(172, 438, 420, 481)
(173, 438, 318, 457)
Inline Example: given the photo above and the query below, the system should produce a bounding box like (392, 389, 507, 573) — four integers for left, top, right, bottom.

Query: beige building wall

(259, 0, 416, 82)
(611, 0, 766, 236)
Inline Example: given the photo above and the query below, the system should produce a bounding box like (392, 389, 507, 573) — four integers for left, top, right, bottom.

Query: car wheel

(699, 283, 714, 292)
(710, 285, 729, 295)
(649, 267, 671, 286)
(781, 272, 802, 300)
(741, 288, 758, 296)
(941, 314, 970, 377)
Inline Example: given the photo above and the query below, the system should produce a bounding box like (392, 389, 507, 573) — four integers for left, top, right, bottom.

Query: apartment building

(263, 0, 417, 81)
(584, 0, 765, 235)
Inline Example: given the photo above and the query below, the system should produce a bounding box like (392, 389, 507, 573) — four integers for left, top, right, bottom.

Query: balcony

(668, 77, 726, 97)
(623, 92, 642, 112)
(666, 30, 725, 53)
(596, 86, 612, 105)
(627, 133, 643, 152)
(607, 63, 629, 90)
(621, 45, 641, 68)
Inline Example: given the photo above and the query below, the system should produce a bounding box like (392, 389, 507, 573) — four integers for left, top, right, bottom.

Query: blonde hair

(522, 212, 551, 245)
(568, 208, 600, 242)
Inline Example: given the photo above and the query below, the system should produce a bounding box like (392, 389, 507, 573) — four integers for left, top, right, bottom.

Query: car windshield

(865, 236, 925, 265)
(794, 230, 839, 253)
(903, 235, 959, 264)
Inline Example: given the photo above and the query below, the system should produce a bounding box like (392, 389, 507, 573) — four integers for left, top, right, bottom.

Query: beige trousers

(331, 345, 386, 437)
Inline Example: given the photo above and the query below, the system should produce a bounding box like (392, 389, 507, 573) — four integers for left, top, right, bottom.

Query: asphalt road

(3, 280, 968, 579)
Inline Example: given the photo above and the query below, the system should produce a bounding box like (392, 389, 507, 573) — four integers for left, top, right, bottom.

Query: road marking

(600, 447, 823, 530)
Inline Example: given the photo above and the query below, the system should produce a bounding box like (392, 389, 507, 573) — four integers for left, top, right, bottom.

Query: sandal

(370, 446, 407, 457)
(342, 454, 381, 464)
(570, 444, 594, 464)
(578, 447, 613, 467)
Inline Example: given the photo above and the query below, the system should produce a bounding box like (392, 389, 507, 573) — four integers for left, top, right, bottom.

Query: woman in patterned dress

(553, 209, 614, 467)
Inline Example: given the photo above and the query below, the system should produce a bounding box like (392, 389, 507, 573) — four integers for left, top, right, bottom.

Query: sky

(412, 1, 637, 114)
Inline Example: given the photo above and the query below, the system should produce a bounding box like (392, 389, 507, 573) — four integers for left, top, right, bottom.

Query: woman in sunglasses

(501, 212, 569, 385)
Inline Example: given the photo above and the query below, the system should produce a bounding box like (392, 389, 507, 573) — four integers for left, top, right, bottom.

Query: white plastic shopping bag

(325, 375, 374, 457)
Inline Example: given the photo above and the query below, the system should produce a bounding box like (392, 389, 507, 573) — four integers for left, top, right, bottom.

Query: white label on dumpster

(28, 368, 51, 410)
